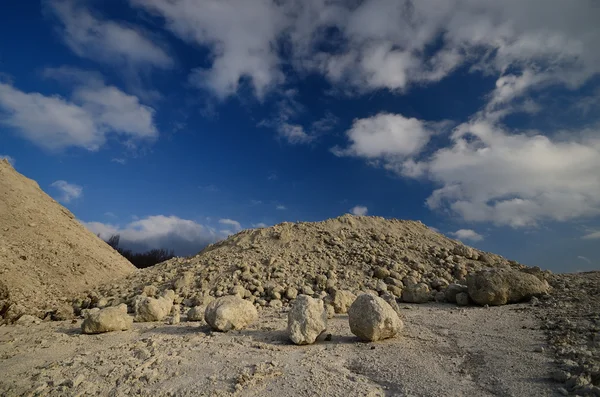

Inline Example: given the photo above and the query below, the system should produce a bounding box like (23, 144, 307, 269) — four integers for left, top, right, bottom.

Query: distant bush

(102, 234, 175, 269)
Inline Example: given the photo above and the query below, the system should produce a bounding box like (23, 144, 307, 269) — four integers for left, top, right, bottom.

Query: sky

(1, 0, 600, 273)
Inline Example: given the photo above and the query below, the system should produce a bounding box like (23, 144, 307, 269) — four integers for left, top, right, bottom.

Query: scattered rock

(402, 283, 431, 303)
(348, 294, 403, 342)
(15, 314, 41, 325)
(186, 306, 204, 321)
(455, 292, 470, 306)
(287, 295, 327, 345)
(323, 289, 356, 314)
(467, 268, 549, 306)
(135, 290, 175, 322)
(445, 284, 468, 303)
(81, 304, 132, 334)
(204, 295, 258, 332)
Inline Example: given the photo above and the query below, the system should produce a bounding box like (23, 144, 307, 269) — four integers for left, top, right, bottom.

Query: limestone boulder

(467, 268, 550, 306)
(82, 304, 132, 334)
(287, 295, 327, 345)
(204, 295, 258, 332)
(348, 294, 403, 342)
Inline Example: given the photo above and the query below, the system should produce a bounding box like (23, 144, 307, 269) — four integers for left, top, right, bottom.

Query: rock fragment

(135, 290, 175, 322)
(81, 304, 132, 334)
(204, 295, 258, 332)
(467, 268, 549, 306)
(402, 283, 431, 303)
(287, 295, 327, 345)
(348, 294, 403, 342)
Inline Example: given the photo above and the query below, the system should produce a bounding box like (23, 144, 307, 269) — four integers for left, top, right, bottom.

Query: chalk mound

(0, 160, 136, 323)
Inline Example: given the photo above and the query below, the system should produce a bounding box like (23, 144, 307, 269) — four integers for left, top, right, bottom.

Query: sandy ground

(0, 302, 558, 397)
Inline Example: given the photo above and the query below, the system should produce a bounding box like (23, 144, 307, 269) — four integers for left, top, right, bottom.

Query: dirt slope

(0, 159, 136, 323)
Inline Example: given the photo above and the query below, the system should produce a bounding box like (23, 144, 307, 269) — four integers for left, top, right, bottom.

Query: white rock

(467, 268, 550, 306)
(401, 283, 431, 303)
(204, 295, 258, 332)
(186, 306, 204, 321)
(287, 295, 327, 345)
(323, 289, 356, 314)
(348, 294, 403, 342)
(81, 304, 132, 334)
(135, 290, 175, 322)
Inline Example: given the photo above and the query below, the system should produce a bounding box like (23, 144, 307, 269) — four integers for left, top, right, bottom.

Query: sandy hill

(0, 159, 136, 323)
(89, 214, 539, 311)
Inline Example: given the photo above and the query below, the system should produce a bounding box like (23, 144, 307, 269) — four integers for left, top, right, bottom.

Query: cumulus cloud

(276, 205, 287, 210)
(219, 218, 242, 232)
(350, 205, 368, 216)
(450, 229, 484, 242)
(84, 215, 223, 256)
(47, 0, 172, 69)
(0, 155, 15, 166)
(50, 180, 83, 203)
(582, 230, 600, 240)
(0, 70, 158, 151)
(333, 113, 439, 159)
(127, 0, 600, 100)
(132, 0, 285, 99)
(423, 121, 600, 227)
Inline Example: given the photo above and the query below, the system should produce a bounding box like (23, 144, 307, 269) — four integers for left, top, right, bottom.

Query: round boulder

(348, 294, 403, 342)
(82, 304, 132, 334)
(467, 268, 550, 306)
(287, 295, 327, 345)
(204, 295, 258, 332)
(401, 283, 431, 303)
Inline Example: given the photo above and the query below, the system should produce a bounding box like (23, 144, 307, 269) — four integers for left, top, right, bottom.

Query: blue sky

(1, 0, 600, 272)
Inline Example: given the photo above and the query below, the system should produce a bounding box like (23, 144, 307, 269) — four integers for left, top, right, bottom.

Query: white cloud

(582, 230, 600, 240)
(111, 158, 127, 165)
(84, 215, 221, 256)
(276, 205, 287, 210)
(450, 229, 484, 242)
(0, 72, 158, 151)
(423, 121, 600, 227)
(132, 0, 285, 99)
(277, 123, 314, 145)
(125, 1, 600, 100)
(50, 180, 83, 203)
(47, 0, 173, 69)
(0, 155, 15, 166)
(350, 205, 368, 216)
(218, 218, 242, 232)
(333, 113, 438, 159)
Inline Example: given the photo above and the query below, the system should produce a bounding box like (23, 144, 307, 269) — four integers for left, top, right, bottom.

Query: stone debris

(323, 289, 356, 314)
(134, 290, 175, 322)
(348, 294, 403, 342)
(287, 295, 328, 345)
(204, 295, 258, 332)
(467, 268, 550, 306)
(81, 304, 133, 334)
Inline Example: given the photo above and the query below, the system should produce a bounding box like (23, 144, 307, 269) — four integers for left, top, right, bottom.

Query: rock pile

(0, 160, 136, 324)
(83, 214, 550, 318)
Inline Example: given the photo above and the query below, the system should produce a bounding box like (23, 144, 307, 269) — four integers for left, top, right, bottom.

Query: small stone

(186, 306, 204, 321)
(551, 370, 571, 383)
(455, 292, 469, 306)
(445, 284, 468, 303)
(135, 290, 175, 322)
(402, 283, 430, 303)
(323, 290, 356, 314)
(285, 287, 298, 300)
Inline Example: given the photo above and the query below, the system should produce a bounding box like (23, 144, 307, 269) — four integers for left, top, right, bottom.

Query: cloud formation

(450, 229, 484, 242)
(350, 205, 368, 216)
(84, 215, 225, 256)
(47, 0, 173, 69)
(0, 70, 158, 151)
(0, 155, 15, 166)
(50, 180, 83, 203)
(127, 0, 600, 100)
